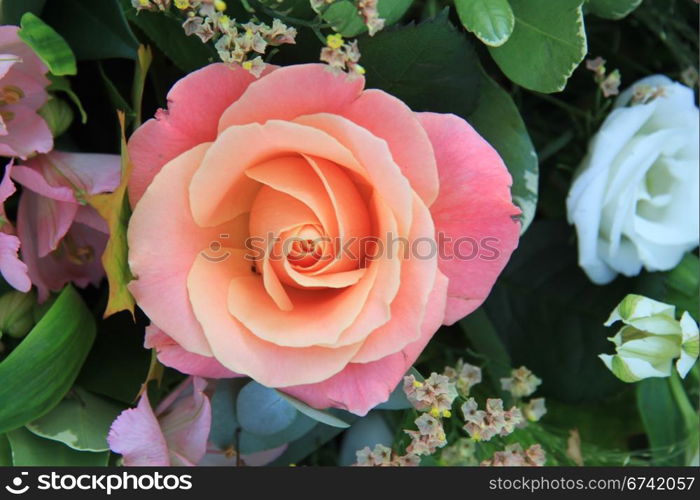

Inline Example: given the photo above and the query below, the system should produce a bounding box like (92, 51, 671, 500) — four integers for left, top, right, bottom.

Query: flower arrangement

(0, 0, 698, 470)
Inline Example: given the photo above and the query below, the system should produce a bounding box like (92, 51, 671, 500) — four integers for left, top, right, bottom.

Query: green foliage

(18, 12, 77, 75)
(0, 286, 96, 434)
(455, 0, 514, 47)
(467, 73, 538, 233)
(237, 382, 298, 435)
(6, 427, 109, 466)
(0, 0, 46, 25)
(322, 0, 413, 37)
(637, 376, 687, 465)
(42, 0, 138, 60)
(46, 74, 88, 123)
(586, 0, 643, 20)
(26, 387, 124, 452)
(664, 253, 699, 321)
(489, 0, 587, 93)
(360, 10, 482, 117)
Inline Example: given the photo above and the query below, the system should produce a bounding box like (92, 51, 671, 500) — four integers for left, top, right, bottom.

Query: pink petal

(217, 64, 364, 133)
(0, 104, 52, 159)
(0, 232, 30, 292)
(417, 112, 521, 324)
(145, 325, 240, 379)
(107, 392, 170, 466)
(283, 271, 448, 416)
(156, 377, 212, 467)
(128, 63, 271, 205)
(338, 89, 439, 206)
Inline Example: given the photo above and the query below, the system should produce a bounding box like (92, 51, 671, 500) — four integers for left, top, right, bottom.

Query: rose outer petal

(417, 112, 521, 325)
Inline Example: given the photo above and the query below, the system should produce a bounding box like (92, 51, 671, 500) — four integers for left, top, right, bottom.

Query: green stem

(531, 92, 591, 120)
(668, 372, 699, 464)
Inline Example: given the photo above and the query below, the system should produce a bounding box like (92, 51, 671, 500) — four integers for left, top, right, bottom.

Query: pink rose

(127, 63, 520, 415)
(11, 151, 121, 300)
(0, 26, 52, 159)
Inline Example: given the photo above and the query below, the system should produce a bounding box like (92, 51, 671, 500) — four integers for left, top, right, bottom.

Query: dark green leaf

(0, 434, 11, 466)
(467, 73, 538, 232)
(26, 387, 124, 452)
(586, 0, 643, 19)
(488, 0, 587, 93)
(0, 0, 46, 25)
(0, 286, 96, 434)
(7, 427, 109, 466)
(42, 0, 138, 60)
(455, 0, 514, 47)
(459, 307, 512, 395)
(664, 253, 699, 321)
(360, 10, 482, 117)
(18, 12, 76, 75)
(270, 418, 356, 465)
(237, 381, 297, 435)
(122, 1, 214, 72)
(637, 377, 686, 465)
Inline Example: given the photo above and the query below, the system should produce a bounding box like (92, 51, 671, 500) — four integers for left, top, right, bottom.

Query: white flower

(567, 75, 699, 284)
(599, 294, 699, 382)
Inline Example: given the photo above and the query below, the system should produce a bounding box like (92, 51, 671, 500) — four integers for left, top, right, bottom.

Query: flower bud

(599, 294, 699, 382)
(0, 290, 37, 339)
(38, 97, 74, 138)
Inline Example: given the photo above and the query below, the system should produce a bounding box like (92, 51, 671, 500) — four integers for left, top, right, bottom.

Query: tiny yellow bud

(242, 60, 253, 71)
(326, 33, 344, 50)
(174, 0, 190, 9)
(214, 0, 227, 11)
(429, 407, 440, 418)
(438, 432, 446, 441)
(353, 64, 366, 75)
(412, 380, 423, 388)
(138, 0, 150, 6)
(218, 15, 230, 28)
(442, 410, 452, 418)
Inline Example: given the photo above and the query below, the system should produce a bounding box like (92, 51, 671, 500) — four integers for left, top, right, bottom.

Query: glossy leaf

(637, 376, 686, 465)
(26, 387, 124, 452)
(455, 0, 514, 47)
(360, 10, 482, 117)
(322, 0, 413, 37)
(41, 0, 138, 60)
(467, 72, 538, 233)
(18, 12, 76, 75)
(0, 286, 96, 434)
(488, 0, 587, 93)
(87, 112, 135, 318)
(237, 381, 297, 436)
(7, 427, 109, 466)
(586, 0, 643, 19)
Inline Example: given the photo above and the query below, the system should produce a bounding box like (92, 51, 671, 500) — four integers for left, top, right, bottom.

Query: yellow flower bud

(214, 0, 227, 11)
(326, 33, 344, 50)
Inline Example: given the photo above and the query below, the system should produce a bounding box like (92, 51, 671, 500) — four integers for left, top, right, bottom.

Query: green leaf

(459, 307, 512, 395)
(664, 253, 699, 322)
(488, 0, 587, 93)
(637, 377, 687, 465)
(237, 381, 298, 436)
(7, 427, 109, 466)
(87, 112, 135, 318)
(0, 434, 11, 466)
(0, 286, 96, 434)
(270, 419, 355, 465)
(467, 73, 538, 233)
(455, 0, 514, 47)
(360, 10, 482, 117)
(26, 387, 124, 452)
(42, 0, 138, 60)
(277, 391, 351, 428)
(0, 0, 46, 25)
(47, 74, 88, 123)
(586, 0, 643, 19)
(18, 12, 76, 76)
(322, 0, 413, 37)
(122, 1, 214, 72)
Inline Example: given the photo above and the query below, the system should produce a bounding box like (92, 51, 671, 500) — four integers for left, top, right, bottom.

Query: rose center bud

(285, 224, 328, 269)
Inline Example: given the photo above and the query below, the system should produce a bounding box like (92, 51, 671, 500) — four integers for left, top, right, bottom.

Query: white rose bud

(599, 294, 699, 382)
(567, 75, 699, 284)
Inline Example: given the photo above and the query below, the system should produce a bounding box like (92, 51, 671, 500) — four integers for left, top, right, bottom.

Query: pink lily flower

(0, 161, 30, 291)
